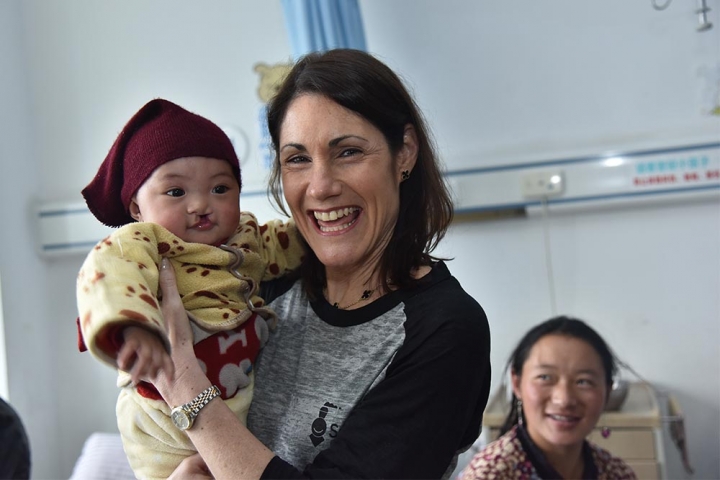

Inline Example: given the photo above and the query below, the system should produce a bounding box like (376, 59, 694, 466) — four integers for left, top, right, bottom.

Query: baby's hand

(118, 326, 175, 385)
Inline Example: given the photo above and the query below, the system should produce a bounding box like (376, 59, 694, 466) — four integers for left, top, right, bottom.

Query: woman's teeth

(320, 221, 355, 232)
(313, 207, 359, 232)
(313, 207, 357, 221)
(549, 414, 576, 422)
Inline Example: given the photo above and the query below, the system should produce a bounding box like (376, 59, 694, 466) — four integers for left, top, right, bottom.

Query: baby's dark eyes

(165, 188, 185, 197)
(213, 185, 231, 194)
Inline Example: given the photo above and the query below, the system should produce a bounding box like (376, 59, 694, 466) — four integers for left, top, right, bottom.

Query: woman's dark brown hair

(266, 49, 453, 294)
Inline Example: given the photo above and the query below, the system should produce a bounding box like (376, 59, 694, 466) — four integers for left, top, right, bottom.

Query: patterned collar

(516, 424, 598, 479)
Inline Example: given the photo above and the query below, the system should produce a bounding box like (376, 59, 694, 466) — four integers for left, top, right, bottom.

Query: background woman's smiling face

(512, 334, 608, 455)
(278, 94, 412, 275)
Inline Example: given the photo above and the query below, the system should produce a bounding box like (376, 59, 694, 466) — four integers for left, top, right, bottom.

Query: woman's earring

(401, 170, 410, 181)
(601, 426, 611, 438)
(516, 399, 523, 427)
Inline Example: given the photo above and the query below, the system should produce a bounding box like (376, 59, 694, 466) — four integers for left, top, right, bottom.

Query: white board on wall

(34, 190, 286, 258)
(35, 140, 720, 257)
(448, 140, 720, 215)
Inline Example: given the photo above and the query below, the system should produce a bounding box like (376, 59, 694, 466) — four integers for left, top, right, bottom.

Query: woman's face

(278, 94, 416, 276)
(512, 334, 608, 454)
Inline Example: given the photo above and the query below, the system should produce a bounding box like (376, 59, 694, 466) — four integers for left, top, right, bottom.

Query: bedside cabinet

(482, 382, 664, 479)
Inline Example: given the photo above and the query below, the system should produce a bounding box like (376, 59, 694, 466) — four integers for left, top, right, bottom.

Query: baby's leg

(117, 388, 195, 480)
(116, 375, 254, 479)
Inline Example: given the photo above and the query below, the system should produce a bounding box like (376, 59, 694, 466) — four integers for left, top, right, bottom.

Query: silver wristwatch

(170, 385, 221, 431)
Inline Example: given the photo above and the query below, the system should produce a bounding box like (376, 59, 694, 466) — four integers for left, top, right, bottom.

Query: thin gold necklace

(331, 285, 382, 310)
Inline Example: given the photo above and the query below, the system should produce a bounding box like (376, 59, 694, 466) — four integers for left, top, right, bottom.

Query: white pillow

(69, 433, 135, 480)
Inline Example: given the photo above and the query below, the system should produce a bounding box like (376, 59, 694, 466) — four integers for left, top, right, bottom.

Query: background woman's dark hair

(499, 316, 618, 436)
(266, 48, 453, 295)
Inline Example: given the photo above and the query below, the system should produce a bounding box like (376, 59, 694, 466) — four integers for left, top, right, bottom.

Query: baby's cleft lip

(192, 216, 214, 230)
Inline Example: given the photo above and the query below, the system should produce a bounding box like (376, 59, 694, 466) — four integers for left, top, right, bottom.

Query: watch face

(171, 408, 191, 430)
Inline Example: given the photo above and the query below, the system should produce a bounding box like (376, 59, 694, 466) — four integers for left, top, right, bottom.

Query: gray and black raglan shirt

(249, 261, 491, 479)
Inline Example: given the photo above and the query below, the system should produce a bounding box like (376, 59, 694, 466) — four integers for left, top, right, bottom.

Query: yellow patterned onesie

(77, 211, 303, 479)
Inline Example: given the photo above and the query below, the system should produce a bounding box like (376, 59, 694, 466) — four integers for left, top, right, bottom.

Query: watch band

(171, 385, 220, 430)
(184, 385, 221, 417)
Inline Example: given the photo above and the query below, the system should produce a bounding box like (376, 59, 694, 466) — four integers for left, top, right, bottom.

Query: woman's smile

(545, 412, 582, 430)
(311, 207, 361, 233)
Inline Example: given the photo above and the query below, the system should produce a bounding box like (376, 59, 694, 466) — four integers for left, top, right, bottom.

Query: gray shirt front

(248, 262, 491, 479)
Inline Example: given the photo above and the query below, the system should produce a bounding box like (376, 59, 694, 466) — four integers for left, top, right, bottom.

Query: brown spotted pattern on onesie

(77, 212, 304, 369)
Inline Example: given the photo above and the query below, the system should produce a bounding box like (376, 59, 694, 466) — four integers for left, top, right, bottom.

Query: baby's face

(129, 157, 240, 245)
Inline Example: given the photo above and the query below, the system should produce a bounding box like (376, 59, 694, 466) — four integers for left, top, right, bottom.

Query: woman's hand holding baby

(117, 259, 185, 385)
(150, 259, 213, 408)
(117, 259, 200, 391)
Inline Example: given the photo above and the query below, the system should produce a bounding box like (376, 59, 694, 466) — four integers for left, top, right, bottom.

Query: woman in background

(147, 48, 491, 479)
(460, 316, 636, 480)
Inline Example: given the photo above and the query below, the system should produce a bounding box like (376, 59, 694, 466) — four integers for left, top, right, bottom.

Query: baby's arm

(77, 224, 171, 369)
(239, 212, 305, 280)
(118, 326, 175, 385)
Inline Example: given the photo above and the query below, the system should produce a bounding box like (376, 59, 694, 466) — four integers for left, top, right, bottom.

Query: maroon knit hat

(82, 98, 241, 227)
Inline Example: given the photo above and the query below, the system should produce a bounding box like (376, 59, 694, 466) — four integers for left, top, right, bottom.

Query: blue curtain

(280, 0, 367, 59)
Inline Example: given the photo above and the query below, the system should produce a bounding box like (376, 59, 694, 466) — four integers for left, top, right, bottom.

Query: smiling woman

(150, 49, 491, 480)
(460, 316, 637, 480)
(274, 93, 417, 300)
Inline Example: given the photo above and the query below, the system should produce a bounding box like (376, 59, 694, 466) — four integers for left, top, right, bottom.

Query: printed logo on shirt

(309, 401, 340, 447)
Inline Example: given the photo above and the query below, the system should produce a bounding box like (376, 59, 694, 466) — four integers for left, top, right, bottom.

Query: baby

(76, 98, 303, 479)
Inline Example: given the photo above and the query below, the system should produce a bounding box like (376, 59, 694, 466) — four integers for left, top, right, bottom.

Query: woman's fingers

(159, 258, 182, 314)
(159, 259, 194, 349)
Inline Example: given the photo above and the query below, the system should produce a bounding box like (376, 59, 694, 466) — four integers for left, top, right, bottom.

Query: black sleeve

(264, 278, 491, 479)
(260, 276, 299, 305)
(0, 397, 31, 479)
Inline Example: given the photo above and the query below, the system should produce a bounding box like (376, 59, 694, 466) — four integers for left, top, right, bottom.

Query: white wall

(361, 0, 720, 165)
(436, 200, 719, 479)
(360, 1, 719, 478)
(0, 1, 61, 477)
(0, 0, 717, 478)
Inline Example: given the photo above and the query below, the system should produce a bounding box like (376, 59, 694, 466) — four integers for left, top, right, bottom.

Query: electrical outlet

(521, 171, 565, 199)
